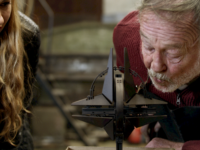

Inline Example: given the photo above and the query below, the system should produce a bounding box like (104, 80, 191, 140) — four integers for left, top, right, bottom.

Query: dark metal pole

(36, 72, 90, 146)
(38, 0, 54, 54)
(116, 136, 123, 150)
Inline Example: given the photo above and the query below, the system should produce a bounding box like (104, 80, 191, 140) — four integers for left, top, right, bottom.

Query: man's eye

(167, 54, 183, 63)
(145, 47, 154, 52)
(169, 57, 182, 64)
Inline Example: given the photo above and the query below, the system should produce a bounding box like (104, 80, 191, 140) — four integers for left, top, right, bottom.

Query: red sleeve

(113, 11, 148, 86)
(182, 141, 200, 150)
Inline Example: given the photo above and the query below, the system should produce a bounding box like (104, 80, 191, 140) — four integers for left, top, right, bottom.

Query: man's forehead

(140, 29, 186, 48)
(140, 9, 194, 24)
(139, 11, 199, 47)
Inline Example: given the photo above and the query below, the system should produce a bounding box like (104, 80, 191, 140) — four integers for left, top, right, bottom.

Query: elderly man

(113, 0, 200, 150)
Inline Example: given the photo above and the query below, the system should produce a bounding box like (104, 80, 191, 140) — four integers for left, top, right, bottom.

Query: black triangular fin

(125, 94, 168, 106)
(124, 48, 136, 102)
(72, 115, 112, 127)
(71, 95, 111, 106)
(102, 48, 114, 103)
(104, 119, 114, 140)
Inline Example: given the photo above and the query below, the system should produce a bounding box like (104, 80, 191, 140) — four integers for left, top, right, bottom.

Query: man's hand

(141, 124, 150, 143)
(146, 137, 184, 150)
(141, 122, 161, 143)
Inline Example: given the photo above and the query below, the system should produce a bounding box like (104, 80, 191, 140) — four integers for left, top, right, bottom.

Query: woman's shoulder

(19, 12, 40, 77)
(19, 12, 40, 48)
(19, 11, 39, 35)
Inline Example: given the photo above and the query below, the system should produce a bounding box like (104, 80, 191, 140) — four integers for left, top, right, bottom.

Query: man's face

(140, 11, 200, 92)
(0, 0, 11, 32)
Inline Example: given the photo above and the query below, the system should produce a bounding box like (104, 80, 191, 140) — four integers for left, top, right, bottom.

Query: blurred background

(17, 0, 143, 150)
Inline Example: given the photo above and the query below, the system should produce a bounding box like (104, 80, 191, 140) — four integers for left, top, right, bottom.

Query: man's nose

(151, 51, 167, 73)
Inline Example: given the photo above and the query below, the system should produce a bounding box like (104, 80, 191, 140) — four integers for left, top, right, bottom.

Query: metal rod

(116, 137, 123, 150)
(38, 0, 54, 54)
(36, 72, 90, 146)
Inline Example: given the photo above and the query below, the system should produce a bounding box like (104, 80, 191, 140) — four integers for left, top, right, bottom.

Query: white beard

(148, 56, 200, 93)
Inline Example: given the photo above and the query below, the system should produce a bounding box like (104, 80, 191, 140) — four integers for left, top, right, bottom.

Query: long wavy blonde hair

(0, 0, 32, 145)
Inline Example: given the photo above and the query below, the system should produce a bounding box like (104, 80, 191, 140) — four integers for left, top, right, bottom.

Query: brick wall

(32, 0, 102, 29)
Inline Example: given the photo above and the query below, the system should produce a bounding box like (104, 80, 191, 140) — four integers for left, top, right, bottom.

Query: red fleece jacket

(113, 11, 200, 149)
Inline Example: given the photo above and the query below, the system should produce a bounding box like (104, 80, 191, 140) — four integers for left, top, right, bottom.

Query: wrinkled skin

(140, 122, 161, 143)
(139, 10, 200, 150)
(140, 10, 200, 93)
(146, 137, 184, 150)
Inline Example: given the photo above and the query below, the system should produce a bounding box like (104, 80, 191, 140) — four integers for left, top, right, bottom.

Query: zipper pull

(176, 93, 181, 105)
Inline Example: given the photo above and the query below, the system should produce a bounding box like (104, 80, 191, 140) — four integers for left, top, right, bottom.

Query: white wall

(102, 0, 142, 23)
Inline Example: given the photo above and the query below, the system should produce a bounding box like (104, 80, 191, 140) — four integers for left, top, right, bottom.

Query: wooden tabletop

(66, 146, 175, 150)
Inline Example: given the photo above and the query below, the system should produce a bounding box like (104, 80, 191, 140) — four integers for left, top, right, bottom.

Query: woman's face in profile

(0, 0, 11, 32)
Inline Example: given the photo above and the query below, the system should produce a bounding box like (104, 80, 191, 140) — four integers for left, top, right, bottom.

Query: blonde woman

(0, 0, 40, 149)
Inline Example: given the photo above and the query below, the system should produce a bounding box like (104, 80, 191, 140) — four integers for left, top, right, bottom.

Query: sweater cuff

(182, 141, 200, 150)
